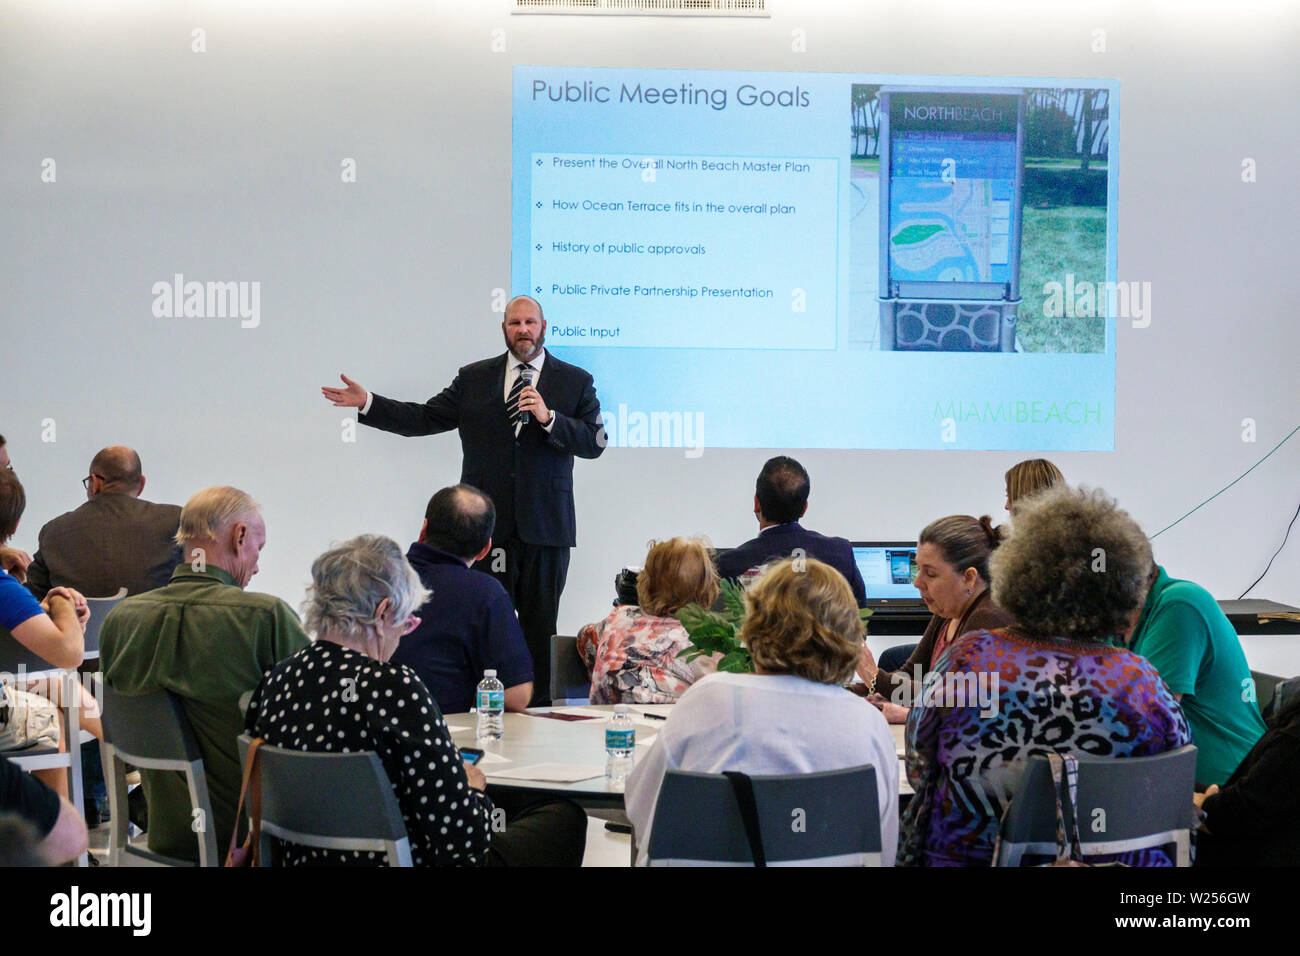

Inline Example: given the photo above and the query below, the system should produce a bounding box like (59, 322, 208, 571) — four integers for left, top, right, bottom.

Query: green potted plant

(676, 578, 872, 674)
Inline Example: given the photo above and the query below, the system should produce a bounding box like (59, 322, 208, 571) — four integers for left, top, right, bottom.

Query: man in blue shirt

(715, 456, 868, 607)
(391, 485, 534, 714)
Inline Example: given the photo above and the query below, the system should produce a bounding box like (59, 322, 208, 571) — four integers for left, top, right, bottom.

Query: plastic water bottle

(476, 670, 505, 740)
(605, 704, 636, 789)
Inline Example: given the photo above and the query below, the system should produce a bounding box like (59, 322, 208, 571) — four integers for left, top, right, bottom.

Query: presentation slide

(512, 67, 1118, 451)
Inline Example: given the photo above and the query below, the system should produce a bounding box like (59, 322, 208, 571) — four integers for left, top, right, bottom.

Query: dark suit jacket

(360, 351, 604, 548)
(716, 522, 868, 607)
(26, 494, 183, 600)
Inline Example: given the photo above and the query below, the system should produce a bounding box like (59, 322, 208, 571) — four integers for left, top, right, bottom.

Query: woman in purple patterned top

(902, 486, 1191, 867)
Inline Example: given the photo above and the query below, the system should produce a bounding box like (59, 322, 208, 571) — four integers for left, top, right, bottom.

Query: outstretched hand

(321, 374, 368, 409)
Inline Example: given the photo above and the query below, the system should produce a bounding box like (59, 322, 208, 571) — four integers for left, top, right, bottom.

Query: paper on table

(489, 763, 605, 784)
(444, 723, 472, 733)
(899, 765, 913, 796)
(476, 751, 512, 766)
(636, 734, 657, 748)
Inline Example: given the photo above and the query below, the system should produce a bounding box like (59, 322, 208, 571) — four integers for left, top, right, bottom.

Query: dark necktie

(507, 364, 532, 427)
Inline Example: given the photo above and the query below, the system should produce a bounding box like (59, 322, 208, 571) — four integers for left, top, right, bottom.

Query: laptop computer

(852, 542, 927, 611)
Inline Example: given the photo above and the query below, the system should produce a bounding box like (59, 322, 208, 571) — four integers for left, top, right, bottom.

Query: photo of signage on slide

(512, 67, 1118, 452)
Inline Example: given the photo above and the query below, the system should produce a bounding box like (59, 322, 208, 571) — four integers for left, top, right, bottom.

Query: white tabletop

(446, 705, 913, 800)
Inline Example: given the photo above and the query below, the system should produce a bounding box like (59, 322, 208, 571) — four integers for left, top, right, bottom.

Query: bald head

(88, 446, 144, 497)
(505, 295, 544, 323)
(421, 484, 496, 562)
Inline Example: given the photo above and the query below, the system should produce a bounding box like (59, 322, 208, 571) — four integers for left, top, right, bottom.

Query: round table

(444, 704, 912, 806)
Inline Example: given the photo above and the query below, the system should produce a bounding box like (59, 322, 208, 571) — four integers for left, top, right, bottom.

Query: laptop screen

(853, 543, 923, 603)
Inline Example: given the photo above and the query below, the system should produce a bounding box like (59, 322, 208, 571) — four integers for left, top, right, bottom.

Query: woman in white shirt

(624, 557, 899, 865)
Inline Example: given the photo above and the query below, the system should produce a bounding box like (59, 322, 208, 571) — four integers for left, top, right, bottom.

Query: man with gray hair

(100, 485, 309, 863)
(26, 445, 182, 599)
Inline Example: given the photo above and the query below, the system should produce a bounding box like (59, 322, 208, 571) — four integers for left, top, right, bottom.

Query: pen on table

(633, 709, 667, 720)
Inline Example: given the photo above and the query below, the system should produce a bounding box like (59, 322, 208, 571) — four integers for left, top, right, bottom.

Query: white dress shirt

(623, 671, 900, 866)
(360, 349, 554, 434)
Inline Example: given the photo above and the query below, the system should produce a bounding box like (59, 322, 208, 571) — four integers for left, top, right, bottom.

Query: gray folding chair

(237, 734, 412, 867)
(96, 675, 219, 866)
(643, 765, 883, 866)
(1250, 671, 1284, 716)
(994, 745, 1198, 867)
(549, 634, 590, 705)
(0, 628, 89, 865)
(81, 588, 127, 661)
(1264, 675, 1300, 721)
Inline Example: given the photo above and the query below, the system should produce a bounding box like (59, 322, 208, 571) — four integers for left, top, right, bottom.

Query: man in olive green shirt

(100, 486, 309, 862)
(1126, 565, 1266, 787)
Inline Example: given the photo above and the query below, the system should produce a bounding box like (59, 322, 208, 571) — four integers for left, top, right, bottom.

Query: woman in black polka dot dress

(245, 534, 492, 866)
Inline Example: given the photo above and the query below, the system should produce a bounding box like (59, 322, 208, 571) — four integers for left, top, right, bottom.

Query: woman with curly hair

(901, 486, 1191, 866)
(623, 558, 900, 865)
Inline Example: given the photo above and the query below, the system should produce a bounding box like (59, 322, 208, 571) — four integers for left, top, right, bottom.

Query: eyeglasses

(81, 474, 105, 490)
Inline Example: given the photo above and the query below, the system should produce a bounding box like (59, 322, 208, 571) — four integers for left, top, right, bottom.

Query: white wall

(4, 1, 1298, 670)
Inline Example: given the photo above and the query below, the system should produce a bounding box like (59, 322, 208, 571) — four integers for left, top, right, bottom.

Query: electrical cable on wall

(1146, 423, 1299, 597)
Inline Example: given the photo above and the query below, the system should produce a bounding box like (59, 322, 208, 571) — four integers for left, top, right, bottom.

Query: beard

(505, 327, 545, 362)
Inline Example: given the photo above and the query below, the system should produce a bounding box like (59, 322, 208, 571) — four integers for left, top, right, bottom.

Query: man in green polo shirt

(100, 485, 309, 862)
(1125, 565, 1266, 787)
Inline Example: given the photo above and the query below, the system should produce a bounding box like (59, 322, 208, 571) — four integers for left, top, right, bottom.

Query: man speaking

(322, 295, 605, 704)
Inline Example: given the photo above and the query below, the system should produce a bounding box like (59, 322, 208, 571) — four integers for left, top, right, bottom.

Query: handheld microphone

(517, 367, 534, 425)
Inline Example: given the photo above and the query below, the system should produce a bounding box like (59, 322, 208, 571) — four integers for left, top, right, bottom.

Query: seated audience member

(100, 485, 309, 862)
(0, 755, 88, 865)
(1003, 458, 1064, 514)
(0, 434, 31, 583)
(578, 537, 720, 704)
(902, 486, 1190, 867)
(715, 456, 867, 606)
(1193, 693, 1300, 866)
(624, 558, 899, 865)
(1119, 566, 1266, 788)
(0, 471, 88, 671)
(247, 535, 586, 867)
(389, 485, 533, 713)
(0, 470, 99, 797)
(25, 445, 183, 600)
(855, 515, 1013, 718)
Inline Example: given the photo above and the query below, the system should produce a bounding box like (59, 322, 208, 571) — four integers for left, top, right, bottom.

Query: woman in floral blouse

(578, 537, 720, 704)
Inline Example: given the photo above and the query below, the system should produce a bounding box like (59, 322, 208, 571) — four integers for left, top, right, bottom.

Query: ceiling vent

(513, 0, 769, 17)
